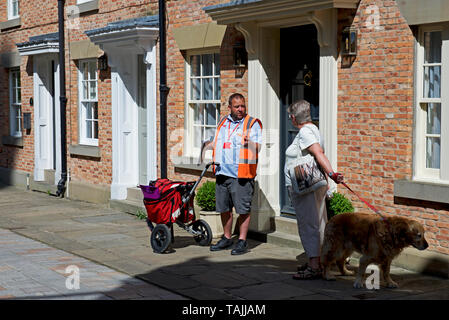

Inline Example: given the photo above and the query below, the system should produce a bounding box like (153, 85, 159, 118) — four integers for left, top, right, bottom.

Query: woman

(285, 100, 344, 280)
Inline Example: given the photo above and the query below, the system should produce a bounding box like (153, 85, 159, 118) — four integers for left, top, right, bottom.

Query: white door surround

(17, 34, 61, 184)
(208, 8, 339, 231)
(33, 54, 61, 183)
(88, 27, 159, 200)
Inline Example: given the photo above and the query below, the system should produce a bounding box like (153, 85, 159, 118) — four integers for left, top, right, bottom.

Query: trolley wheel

(192, 219, 212, 246)
(150, 224, 172, 253)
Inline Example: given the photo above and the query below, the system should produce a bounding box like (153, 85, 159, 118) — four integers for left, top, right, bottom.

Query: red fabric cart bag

(143, 189, 181, 224)
(142, 179, 195, 224)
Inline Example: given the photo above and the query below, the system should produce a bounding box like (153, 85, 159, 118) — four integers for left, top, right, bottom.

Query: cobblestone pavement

(0, 228, 186, 300)
(0, 184, 448, 300)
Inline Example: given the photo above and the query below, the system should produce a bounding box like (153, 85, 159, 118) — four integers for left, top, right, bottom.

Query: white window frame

(76, 0, 93, 4)
(414, 23, 449, 183)
(9, 68, 22, 137)
(184, 49, 221, 158)
(7, 0, 19, 20)
(78, 59, 99, 146)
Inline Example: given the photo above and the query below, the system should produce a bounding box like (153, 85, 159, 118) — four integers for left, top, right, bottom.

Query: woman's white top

(284, 123, 324, 187)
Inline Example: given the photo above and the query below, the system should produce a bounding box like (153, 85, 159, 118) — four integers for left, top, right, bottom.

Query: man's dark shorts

(215, 175, 255, 214)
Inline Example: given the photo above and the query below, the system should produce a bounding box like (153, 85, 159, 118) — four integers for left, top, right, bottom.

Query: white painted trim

(89, 28, 158, 199)
(414, 24, 449, 181)
(77, 59, 99, 147)
(33, 55, 60, 183)
(17, 43, 59, 56)
(7, 0, 19, 20)
(9, 68, 22, 137)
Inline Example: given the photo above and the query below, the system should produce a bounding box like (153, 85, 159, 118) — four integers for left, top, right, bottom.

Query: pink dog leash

(341, 182, 387, 221)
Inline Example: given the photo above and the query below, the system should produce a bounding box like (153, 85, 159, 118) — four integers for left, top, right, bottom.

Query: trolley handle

(182, 162, 220, 205)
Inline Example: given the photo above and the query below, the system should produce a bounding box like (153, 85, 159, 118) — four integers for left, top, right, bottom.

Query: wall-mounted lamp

(341, 27, 357, 68)
(342, 27, 357, 56)
(98, 54, 108, 71)
(233, 43, 247, 78)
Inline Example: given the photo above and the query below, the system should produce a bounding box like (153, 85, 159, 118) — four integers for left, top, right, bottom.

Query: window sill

(1, 135, 23, 147)
(77, 0, 99, 14)
(0, 17, 21, 31)
(173, 157, 214, 177)
(394, 179, 449, 205)
(69, 144, 101, 158)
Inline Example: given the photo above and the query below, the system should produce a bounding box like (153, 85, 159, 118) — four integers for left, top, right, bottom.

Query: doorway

(34, 54, 59, 182)
(137, 54, 148, 185)
(279, 24, 320, 215)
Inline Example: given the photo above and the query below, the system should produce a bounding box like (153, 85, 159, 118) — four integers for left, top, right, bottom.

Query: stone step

(273, 216, 298, 236)
(30, 180, 58, 196)
(44, 169, 55, 185)
(126, 187, 143, 201)
(266, 231, 303, 250)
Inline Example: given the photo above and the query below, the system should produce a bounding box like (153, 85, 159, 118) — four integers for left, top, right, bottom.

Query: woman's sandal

(297, 263, 308, 272)
(292, 266, 322, 280)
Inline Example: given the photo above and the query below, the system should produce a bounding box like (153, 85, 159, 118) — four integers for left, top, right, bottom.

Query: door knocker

(304, 70, 312, 87)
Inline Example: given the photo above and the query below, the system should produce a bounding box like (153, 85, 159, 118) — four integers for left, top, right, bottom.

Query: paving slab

(0, 228, 185, 300)
(0, 185, 448, 300)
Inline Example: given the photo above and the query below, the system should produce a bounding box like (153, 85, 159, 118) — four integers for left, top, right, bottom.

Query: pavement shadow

(166, 234, 264, 253)
(101, 255, 449, 300)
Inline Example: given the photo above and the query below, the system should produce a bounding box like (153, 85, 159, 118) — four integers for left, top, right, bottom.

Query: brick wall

(162, 0, 248, 183)
(337, 0, 449, 254)
(0, 0, 247, 187)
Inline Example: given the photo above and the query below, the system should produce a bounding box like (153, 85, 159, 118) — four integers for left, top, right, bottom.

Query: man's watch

(328, 172, 334, 178)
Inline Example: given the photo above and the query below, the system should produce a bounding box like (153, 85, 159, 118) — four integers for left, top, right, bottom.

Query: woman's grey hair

(288, 100, 312, 124)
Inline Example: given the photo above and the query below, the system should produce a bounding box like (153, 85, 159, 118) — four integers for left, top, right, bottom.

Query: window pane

(424, 31, 442, 64)
(86, 102, 93, 119)
(190, 55, 200, 77)
(86, 120, 92, 139)
(205, 127, 215, 142)
(214, 78, 220, 100)
(194, 126, 202, 149)
(423, 66, 441, 98)
(12, 87, 17, 104)
(89, 61, 96, 80)
(16, 116, 21, 132)
(202, 54, 213, 76)
(202, 78, 213, 100)
(90, 80, 97, 100)
(426, 103, 441, 134)
(93, 102, 98, 119)
(205, 104, 216, 125)
(17, 88, 21, 103)
(83, 81, 88, 99)
(82, 62, 88, 80)
(191, 78, 201, 100)
(13, 0, 19, 16)
(93, 121, 98, 139)
(194, 104, 204, 125)
(426, 137, 440, 169)
(214, 53, 220, 76)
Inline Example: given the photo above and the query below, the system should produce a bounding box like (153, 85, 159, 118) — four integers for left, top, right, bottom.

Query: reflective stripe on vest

(212, 115, 262, 179)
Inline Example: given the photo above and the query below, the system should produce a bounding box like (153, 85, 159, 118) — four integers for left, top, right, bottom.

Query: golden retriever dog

(321, 212, 428, 288)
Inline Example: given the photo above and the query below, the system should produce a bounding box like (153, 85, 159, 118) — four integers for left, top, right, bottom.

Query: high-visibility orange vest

(212, 115, 262, 179)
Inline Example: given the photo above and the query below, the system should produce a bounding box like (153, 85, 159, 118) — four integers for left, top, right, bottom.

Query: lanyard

(227, 119, 241, 142)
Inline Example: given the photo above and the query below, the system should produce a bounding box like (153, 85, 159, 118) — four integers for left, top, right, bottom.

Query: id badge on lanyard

(224, 120, 240, 149)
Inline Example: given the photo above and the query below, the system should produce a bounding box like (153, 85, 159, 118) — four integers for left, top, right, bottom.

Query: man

(203, 93, 262, 255)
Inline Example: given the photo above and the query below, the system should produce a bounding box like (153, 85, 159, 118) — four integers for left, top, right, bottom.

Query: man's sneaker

(231, 239, 248, 255)
(210, 236, 234, 251)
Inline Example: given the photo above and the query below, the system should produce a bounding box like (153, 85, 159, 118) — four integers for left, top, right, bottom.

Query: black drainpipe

(56, 0, 68, 197)
(159, 0, 170, 179)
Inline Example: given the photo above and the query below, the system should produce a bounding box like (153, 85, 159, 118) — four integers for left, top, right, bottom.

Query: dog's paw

(342, 269, 355, 276)
(353, 279, 364, 288)
(386, 280, 399, 289)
